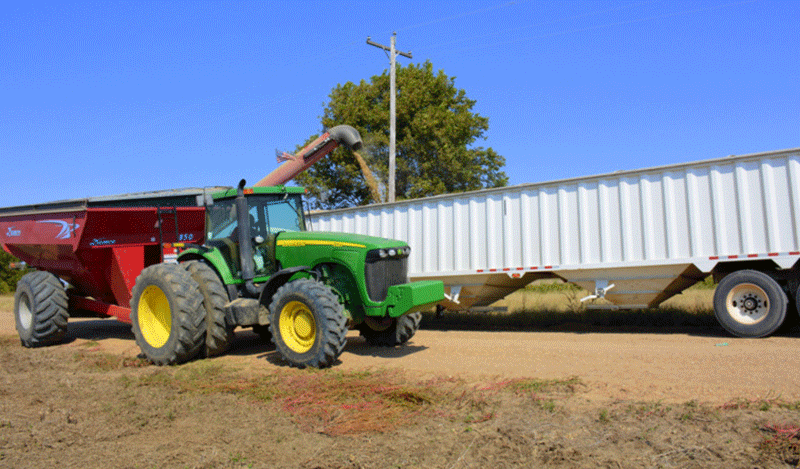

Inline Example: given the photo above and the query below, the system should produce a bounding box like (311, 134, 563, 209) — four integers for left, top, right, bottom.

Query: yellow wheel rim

(279, 300, 316, 354)
(138, 285, 172, 348)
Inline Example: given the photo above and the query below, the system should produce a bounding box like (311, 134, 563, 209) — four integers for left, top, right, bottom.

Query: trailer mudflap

(383, 280, 444, 318)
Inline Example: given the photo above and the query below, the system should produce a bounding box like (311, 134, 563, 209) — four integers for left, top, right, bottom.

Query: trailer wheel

(713, 270, 787, 338)
(268, 278, 347, 368)
(358, 312, 422, 347)
(14, 271, 69, 348)
(131, 263, 205, 365)
(796, 286, 800, 320)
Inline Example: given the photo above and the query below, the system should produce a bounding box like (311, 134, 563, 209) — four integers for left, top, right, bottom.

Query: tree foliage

(0, 250, 27, 294)
(296, 61, 508, 210)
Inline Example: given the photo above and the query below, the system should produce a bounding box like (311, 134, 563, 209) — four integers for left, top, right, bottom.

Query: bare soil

(1, 305, 799, 468)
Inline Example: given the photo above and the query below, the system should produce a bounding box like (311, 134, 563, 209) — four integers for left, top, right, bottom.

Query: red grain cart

(0, 188, 221, 345)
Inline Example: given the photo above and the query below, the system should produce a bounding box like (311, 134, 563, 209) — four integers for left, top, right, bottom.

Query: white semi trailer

(309, 148, 800, 339)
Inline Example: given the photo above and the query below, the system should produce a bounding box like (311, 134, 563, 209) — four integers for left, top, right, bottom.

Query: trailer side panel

(310, 148, 800, 309)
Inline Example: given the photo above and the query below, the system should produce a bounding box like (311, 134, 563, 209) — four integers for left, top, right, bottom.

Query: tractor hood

(274, 230, 411, 275)
(275, 230, 407, 252)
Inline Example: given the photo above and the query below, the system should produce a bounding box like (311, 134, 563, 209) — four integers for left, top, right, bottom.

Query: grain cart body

(0, 188, 215, 322)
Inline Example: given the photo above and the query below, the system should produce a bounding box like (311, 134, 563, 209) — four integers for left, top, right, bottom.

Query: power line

(393, 0, 529, 34)
(424, 0, 759, 54)
(423, 0, 659, 51)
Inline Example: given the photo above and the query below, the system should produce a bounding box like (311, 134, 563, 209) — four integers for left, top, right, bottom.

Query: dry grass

(0, 294, 12, 312)
(116, 359, 545, 436)
(759, 423, 800, 466)
(424, 280, 718, 332)
(496, 281, 714, 314)
(2, 328, 800, 467)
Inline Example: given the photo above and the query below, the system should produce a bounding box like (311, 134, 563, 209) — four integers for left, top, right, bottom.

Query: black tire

(268, 278, 347, 368)
(251, 324, 272, 343)
(713, 270, 787, 338)
(183, 260, 234, 357)
(131, 263, 206, 365)
(14, 271, 69, 347)
(359, 312, 422, 347)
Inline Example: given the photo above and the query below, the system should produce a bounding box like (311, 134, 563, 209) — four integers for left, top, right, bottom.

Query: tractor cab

(204, 185, 306, 281)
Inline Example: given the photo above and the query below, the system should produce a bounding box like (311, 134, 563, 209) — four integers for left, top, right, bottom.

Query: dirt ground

(2, 307, 798, 405)
(1, 305, 800, 468)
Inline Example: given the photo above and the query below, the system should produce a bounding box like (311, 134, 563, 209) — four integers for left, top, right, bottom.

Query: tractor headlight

(367, 246, 410, 262)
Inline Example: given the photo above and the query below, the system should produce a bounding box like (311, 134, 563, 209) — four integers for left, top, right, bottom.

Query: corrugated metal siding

(310, 149, 800, 281)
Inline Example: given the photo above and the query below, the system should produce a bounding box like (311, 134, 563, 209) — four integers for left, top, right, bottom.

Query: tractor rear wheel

(183, 260, 234, 357)
(14, 271, 69, 347)
(268, 278, 347, 368)
(131, 263, 205, 365)
(358, 312, 422, 347)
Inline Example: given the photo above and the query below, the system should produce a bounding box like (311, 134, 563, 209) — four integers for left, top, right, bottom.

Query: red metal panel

(0, 211, 83, 251)
(2, 206, 206, 314)
(69, 295, 132, 323)
(108, 246, 145, 308)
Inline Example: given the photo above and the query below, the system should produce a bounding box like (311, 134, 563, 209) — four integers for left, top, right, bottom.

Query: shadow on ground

(63, 318, 134, 343)
(420, 308, 800, 338)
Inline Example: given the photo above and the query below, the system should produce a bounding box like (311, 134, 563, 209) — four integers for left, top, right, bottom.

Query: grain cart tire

(14, 271, 69, 348)
(713, 270, 787, 338)
(359, 312, 422, 347)
(251, 324, 272, 343)
(269, 278, 348, 368)
(131, 263, 206, 365)
(183, 260, 234, 357)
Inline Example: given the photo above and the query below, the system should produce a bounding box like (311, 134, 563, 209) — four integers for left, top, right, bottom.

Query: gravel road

(2, 308, 798, 404)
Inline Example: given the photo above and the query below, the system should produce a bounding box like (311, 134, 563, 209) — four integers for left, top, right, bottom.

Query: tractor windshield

(205, 193, 305, 279)
(206, 193, 306, 241)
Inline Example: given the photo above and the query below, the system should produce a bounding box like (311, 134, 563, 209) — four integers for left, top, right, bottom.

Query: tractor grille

(365, 255, 409, 302)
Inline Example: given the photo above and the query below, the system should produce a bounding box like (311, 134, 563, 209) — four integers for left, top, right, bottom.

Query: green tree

(296, 60, 508, 209)
(0, 250, 27, 294)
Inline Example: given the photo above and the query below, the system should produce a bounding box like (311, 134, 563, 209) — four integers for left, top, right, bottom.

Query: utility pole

(366, 32, 412, 203)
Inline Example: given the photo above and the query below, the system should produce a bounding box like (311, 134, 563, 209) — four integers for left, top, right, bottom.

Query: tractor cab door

(205, 198, 245, 279)
(250, 194, 306, 278)
(205, 193, 305, 280)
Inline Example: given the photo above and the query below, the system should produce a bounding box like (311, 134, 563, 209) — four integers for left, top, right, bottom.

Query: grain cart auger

(132, 125, 444, 368)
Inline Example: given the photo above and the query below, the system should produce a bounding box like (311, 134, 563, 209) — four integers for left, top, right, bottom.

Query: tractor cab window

(206, 199, 238, 240)
(205, 193, 306, 280)
(205, 194, 305, 241)
(261, 194, 306, 234)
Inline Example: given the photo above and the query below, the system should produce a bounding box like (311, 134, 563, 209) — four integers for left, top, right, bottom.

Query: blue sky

(1, 0, 798, 207)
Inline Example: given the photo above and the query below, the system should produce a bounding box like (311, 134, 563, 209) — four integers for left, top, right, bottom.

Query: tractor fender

(258, 265, 311, 307)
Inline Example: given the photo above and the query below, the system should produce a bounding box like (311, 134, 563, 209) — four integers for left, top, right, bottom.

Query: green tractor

(130, 127, 444, 368)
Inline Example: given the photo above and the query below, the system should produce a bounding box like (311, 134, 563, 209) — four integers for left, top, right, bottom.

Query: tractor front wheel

(131, 263, 206, 365)
(358, 312, 422, 347)
(268, 278, 347, 368)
